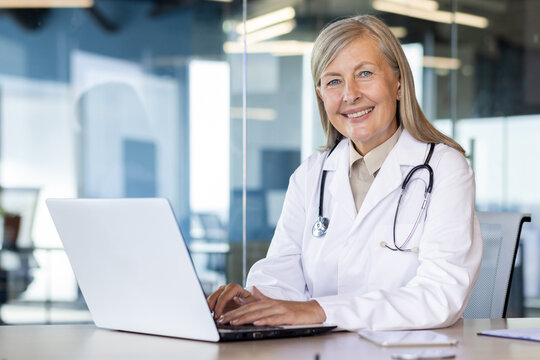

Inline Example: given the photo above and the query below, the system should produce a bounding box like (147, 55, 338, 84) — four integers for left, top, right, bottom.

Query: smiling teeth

(347, 107, 374, 118)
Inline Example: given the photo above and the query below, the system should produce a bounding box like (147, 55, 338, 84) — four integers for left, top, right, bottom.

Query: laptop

(46, 198, 336, 342)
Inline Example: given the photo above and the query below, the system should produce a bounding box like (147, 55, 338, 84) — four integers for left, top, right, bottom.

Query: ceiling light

(236, 6, 296, 35)
(238, 20, 296, 44)
(423, 56, 462, 70)
(224, 40, 313, 56)
(372, 0, 489, 29)
(0, 0, 93, 7)
(454, 12, 489, 28)
(385, 0, 438, 11)
(389, 26, 407, 38)
(230, 107, 277, 121)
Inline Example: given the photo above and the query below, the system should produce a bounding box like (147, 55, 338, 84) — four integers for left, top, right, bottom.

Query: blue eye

(327, 79, 341, 86)
(359, 71, 372, 77)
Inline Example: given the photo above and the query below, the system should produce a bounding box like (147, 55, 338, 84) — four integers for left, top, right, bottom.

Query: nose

(342, 80, 361, 104)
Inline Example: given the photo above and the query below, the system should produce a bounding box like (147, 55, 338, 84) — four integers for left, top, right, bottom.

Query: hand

(218, 286, 326, 326)
(207, 283, 257, 319)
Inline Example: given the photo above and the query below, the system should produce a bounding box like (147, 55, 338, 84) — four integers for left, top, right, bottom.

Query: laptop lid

(46, 198, 221, 342)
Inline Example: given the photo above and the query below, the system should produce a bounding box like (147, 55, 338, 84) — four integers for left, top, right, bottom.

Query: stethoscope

(312, 142, 435, 253)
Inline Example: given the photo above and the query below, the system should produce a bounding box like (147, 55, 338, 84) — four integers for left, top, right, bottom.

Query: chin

(349, 133, 374, 143)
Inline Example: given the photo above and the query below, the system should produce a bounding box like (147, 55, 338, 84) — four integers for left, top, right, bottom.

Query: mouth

(342, 106, 375, 119)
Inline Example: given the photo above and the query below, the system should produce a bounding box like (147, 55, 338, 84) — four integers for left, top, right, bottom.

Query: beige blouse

(349, 126, 403, 212)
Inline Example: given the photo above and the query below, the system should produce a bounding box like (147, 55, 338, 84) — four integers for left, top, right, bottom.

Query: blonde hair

(311, 15, 465, 155)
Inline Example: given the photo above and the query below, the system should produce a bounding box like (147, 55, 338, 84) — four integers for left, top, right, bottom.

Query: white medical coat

(246, 129, 482, 331)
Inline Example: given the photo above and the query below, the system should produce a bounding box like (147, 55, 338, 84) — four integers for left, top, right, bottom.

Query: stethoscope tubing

(312, 141, 436, 254)
(312, 142, 340, 237)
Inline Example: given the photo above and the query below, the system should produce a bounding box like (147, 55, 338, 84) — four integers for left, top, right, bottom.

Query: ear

(315, 87, 323, 100)
(396, 81, 401, 100)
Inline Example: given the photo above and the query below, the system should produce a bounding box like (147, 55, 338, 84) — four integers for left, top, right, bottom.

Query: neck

(352, 122, 399, 156)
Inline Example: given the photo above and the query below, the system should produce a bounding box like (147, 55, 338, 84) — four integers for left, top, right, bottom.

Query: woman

(208, 15, 482, 331)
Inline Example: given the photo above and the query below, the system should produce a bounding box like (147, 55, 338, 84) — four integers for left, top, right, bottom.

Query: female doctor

(208, 15, 482, 331)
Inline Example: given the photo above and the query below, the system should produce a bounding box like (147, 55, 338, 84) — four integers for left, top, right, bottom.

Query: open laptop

(46, 198, 336, 342)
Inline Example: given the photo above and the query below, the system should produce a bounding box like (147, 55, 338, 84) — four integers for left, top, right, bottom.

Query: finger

(233, 296, 245, 306)
(233, 293, 257, 306)
(224, 300, 321, 326)
(207, 286, 225, 311)
(219, 300, 272, 324)
(225, 297, 275, 316)
(221, 301, 280, 325)
(230, 303, 287, 325)
(214, 284, 249, 318)
(253, 314, 290, 326)
(213, 286, 237, 318)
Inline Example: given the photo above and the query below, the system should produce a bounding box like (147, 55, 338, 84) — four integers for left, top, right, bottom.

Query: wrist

(309, 300, 327, 323)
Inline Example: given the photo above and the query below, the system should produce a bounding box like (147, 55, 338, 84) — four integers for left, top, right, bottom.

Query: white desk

(1, 318, 540, 359)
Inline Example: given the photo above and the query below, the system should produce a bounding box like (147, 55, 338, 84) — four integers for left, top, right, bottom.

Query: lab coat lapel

(324, 140, 356, 222)
(354, 149, 402, 225)
(354, 130, 427, 227)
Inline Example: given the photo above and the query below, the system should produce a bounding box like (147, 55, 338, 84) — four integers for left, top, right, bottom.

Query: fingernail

(217, 315, 224, 324)
(253, 320, 261, 326)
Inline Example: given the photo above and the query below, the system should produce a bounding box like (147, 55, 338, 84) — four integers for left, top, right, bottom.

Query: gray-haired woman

(208, 15, 482, 331)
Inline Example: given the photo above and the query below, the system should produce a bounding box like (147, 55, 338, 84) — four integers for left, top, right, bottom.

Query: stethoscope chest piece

(312, 216, 329, 237)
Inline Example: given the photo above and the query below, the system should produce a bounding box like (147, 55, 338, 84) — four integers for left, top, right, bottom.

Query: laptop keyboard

(217, 324, 284, 332)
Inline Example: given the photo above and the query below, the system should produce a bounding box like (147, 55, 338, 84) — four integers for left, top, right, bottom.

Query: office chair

(0, 187, 40, 322)
(463, 211, 531, 319)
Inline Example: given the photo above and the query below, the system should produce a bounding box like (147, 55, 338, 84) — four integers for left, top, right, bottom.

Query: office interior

(0, 0, 539, 325)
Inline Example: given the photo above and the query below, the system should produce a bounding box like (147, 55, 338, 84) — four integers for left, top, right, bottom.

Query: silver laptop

(46, 198, 335, 342)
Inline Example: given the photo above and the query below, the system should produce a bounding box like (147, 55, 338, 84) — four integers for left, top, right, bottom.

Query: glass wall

(230, 0, 540, 317)
(0, 0, 539, 324)
(0, 0, 236, 323)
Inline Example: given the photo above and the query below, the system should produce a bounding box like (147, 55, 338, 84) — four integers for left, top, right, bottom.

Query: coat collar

(322, 129, 430, 171)
(320, 129, 433, 226)
(322, 138, 355, 221)
(356, 129, 432, 226)
(393, 129, 432, 167)
(322, 138, 348, 172)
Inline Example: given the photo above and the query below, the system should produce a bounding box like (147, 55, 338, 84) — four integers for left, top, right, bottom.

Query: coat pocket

(367, 223, 422, 291)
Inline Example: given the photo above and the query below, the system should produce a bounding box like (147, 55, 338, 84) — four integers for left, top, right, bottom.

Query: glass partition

(0, 0, 236, 324)
(236, 0, 540, 317)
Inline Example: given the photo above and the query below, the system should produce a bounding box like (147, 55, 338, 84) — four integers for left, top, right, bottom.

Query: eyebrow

(321, 61, 377, 78)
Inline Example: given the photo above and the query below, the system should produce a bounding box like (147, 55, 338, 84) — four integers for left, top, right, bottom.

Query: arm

(211, 156, 324, 323)
(218, 286, 326, 326)
(315, 148, 483, 330)
(245, 159, 313, 301)
(218, 156, 330, 325)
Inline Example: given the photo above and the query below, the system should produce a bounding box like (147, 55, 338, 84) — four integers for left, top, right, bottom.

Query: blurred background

(0, 0, 539, 324)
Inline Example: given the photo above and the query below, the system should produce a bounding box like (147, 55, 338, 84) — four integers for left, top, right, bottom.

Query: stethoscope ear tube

(401, 142, 434, 194)
(401, 164, 434, 194)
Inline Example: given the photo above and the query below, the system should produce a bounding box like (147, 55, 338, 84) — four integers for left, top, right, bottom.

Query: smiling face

(316, 35, 401, 155)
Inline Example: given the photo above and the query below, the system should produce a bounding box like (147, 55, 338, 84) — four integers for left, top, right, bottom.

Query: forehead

(323, 35, 386, 73)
